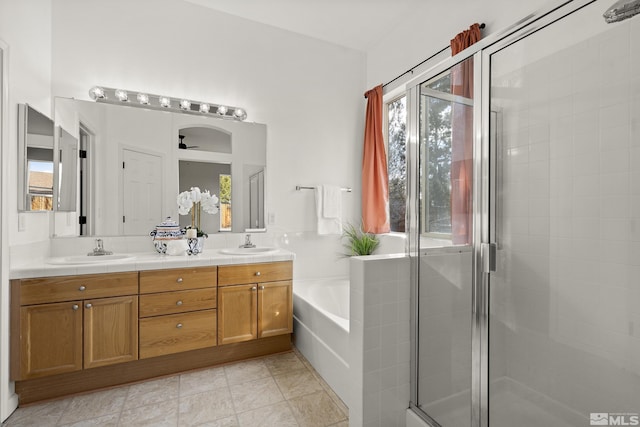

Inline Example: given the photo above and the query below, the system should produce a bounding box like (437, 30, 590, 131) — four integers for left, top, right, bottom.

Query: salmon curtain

(362, 84, 390, 234)
(450, 23, 481, 244)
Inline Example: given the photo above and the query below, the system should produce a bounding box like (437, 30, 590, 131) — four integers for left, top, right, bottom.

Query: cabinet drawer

(139, 288, 217, 318)
(139, 309, 217, 359)
(218, 262, 292, 286)
(19, 273, 138, 305)
(139, 267, 217, 294)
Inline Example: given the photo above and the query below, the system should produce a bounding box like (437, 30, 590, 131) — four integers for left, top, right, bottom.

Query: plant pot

(187, 236, 206, 255)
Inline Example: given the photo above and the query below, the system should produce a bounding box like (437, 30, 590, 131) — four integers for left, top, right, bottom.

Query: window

(421, 72, 453, 236)
(219, 174, 232, 231)
(420, 61, 474, 241)
(387, 96, 407, 232)
(27, 159, 54, 211)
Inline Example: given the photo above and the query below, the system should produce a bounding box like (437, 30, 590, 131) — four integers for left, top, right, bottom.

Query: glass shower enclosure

(408, 0, 640, 426)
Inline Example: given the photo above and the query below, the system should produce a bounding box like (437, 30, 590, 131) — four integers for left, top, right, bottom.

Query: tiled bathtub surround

(350, 255, 410, 427)
(2, 350, 348, 427)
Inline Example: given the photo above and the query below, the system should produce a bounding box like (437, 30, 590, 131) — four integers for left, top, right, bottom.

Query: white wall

(0, 0, 53, 420)
(1, 0, 53, 246)
(48, 0, 366, 278)
(365, 0, 551, 90)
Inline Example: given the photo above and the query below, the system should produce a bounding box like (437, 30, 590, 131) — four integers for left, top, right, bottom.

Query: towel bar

(296, 185, 352, 192)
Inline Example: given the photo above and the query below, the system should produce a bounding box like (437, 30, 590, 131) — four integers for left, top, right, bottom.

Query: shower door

(486, 2, 640, 426)
(413, 55, 477, 427)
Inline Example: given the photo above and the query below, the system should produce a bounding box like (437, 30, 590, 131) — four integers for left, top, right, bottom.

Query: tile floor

(2, 348, 349, 427)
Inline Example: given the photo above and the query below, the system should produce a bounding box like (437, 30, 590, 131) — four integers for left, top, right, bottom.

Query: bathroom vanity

(10, 258, 293, 404)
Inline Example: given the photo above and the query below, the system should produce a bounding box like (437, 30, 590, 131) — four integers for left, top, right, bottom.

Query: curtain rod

(367, 22, 486, 95)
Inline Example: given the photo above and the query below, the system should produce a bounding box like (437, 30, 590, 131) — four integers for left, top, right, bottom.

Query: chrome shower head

(604, 0, 640, 23)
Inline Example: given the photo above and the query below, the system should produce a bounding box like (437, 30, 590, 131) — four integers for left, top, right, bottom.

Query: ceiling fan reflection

(178, 134, 199, 150)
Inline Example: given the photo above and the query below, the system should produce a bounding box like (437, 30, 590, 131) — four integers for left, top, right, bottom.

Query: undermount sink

(219, 247, 277, 255)
(46, 254, 135, 265)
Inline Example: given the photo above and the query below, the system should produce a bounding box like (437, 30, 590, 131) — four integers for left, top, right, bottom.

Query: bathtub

(293, 277, 351, 407)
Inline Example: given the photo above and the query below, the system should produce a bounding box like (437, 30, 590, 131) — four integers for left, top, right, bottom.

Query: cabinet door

(217, 284, 257, 345)
(19, 301, 83, 379)
(84, 295, 138, 369)
(258, 281, 293, 338)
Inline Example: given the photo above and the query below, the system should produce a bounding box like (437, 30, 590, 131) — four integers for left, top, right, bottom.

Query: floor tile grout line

(222, 362, 241, 425)
(115, 384, 132, 427)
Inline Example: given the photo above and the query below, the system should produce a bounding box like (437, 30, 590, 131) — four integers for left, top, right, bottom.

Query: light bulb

(136, 93, 149, 105)
(233, 108, 247, 121)
(159, 96, 171, 108)
(89, 86, 106, 100)
(217, 105, 228, 116)
(199, 103, 210, 113)
(114, 89, 128, 102)
(179, 99, 191, 110)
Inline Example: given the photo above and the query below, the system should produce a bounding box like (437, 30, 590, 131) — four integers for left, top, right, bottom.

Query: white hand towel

(322, 185, 341, 219)
(315, 185, 342, 235)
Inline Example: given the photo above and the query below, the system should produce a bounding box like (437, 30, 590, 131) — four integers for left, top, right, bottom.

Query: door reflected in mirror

(57, 127, 79, 212)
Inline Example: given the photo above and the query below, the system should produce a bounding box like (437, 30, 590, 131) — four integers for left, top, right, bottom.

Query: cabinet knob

(255, 271, 261, 276)
(259, 285, 265, 290)
(72, 304, 79, 311)
(79, 285, 86, 291)
(176, 277, 183, 283)
(251, 286, 257, 291)
(85, 303, 92, 309)
(176, 300, 183, 306)
(176, 323, 183, 329)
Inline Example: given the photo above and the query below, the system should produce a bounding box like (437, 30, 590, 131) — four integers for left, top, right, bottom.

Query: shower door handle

(481, 243, 497, 273)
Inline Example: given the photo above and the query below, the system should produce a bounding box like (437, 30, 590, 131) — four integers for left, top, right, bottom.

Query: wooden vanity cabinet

(217, 262, 293, 345)
(11, 272, 138, 380)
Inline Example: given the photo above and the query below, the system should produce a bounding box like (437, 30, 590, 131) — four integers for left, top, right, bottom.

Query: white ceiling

(183, 0, 430, 51)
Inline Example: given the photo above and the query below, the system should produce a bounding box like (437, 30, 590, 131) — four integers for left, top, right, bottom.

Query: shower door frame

(404, 1, 598, 426)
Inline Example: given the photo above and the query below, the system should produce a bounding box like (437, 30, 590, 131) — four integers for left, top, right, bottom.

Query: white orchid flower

(190, 187, 202, 203)
(176, 191, 193, 215)
(201, 191, 219, 215)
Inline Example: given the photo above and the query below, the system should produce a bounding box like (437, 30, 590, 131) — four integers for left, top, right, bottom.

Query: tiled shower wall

(491, 15, 640, 415)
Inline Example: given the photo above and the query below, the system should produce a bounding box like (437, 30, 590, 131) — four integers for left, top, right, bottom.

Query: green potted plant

(342, 223, 379, 256)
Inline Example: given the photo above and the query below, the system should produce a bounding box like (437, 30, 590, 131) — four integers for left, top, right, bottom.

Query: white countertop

(10, 249, 295, 279)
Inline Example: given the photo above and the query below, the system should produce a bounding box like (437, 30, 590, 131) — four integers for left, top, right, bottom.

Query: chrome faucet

(88, 239, 113, 256)
(239, 234, 256, 248)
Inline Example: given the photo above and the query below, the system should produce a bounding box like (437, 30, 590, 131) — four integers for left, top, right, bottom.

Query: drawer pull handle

(176, 277, 183, 283)
(85, 303, 92, 309)
(79, 285, 86, 291)
(176, 323, 183, 329)
(176, 300, 183, 306)
(255, 271, 261, 276)
(251, 286, 257, 291)
(259, 285, 265, 290)
(72, 304, 79, 311)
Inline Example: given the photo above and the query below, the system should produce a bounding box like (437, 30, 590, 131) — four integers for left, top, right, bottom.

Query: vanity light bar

(88, 86, 248, 121)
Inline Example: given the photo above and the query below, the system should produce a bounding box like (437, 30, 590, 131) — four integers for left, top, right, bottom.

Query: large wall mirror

(52, 97, 266, 237)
